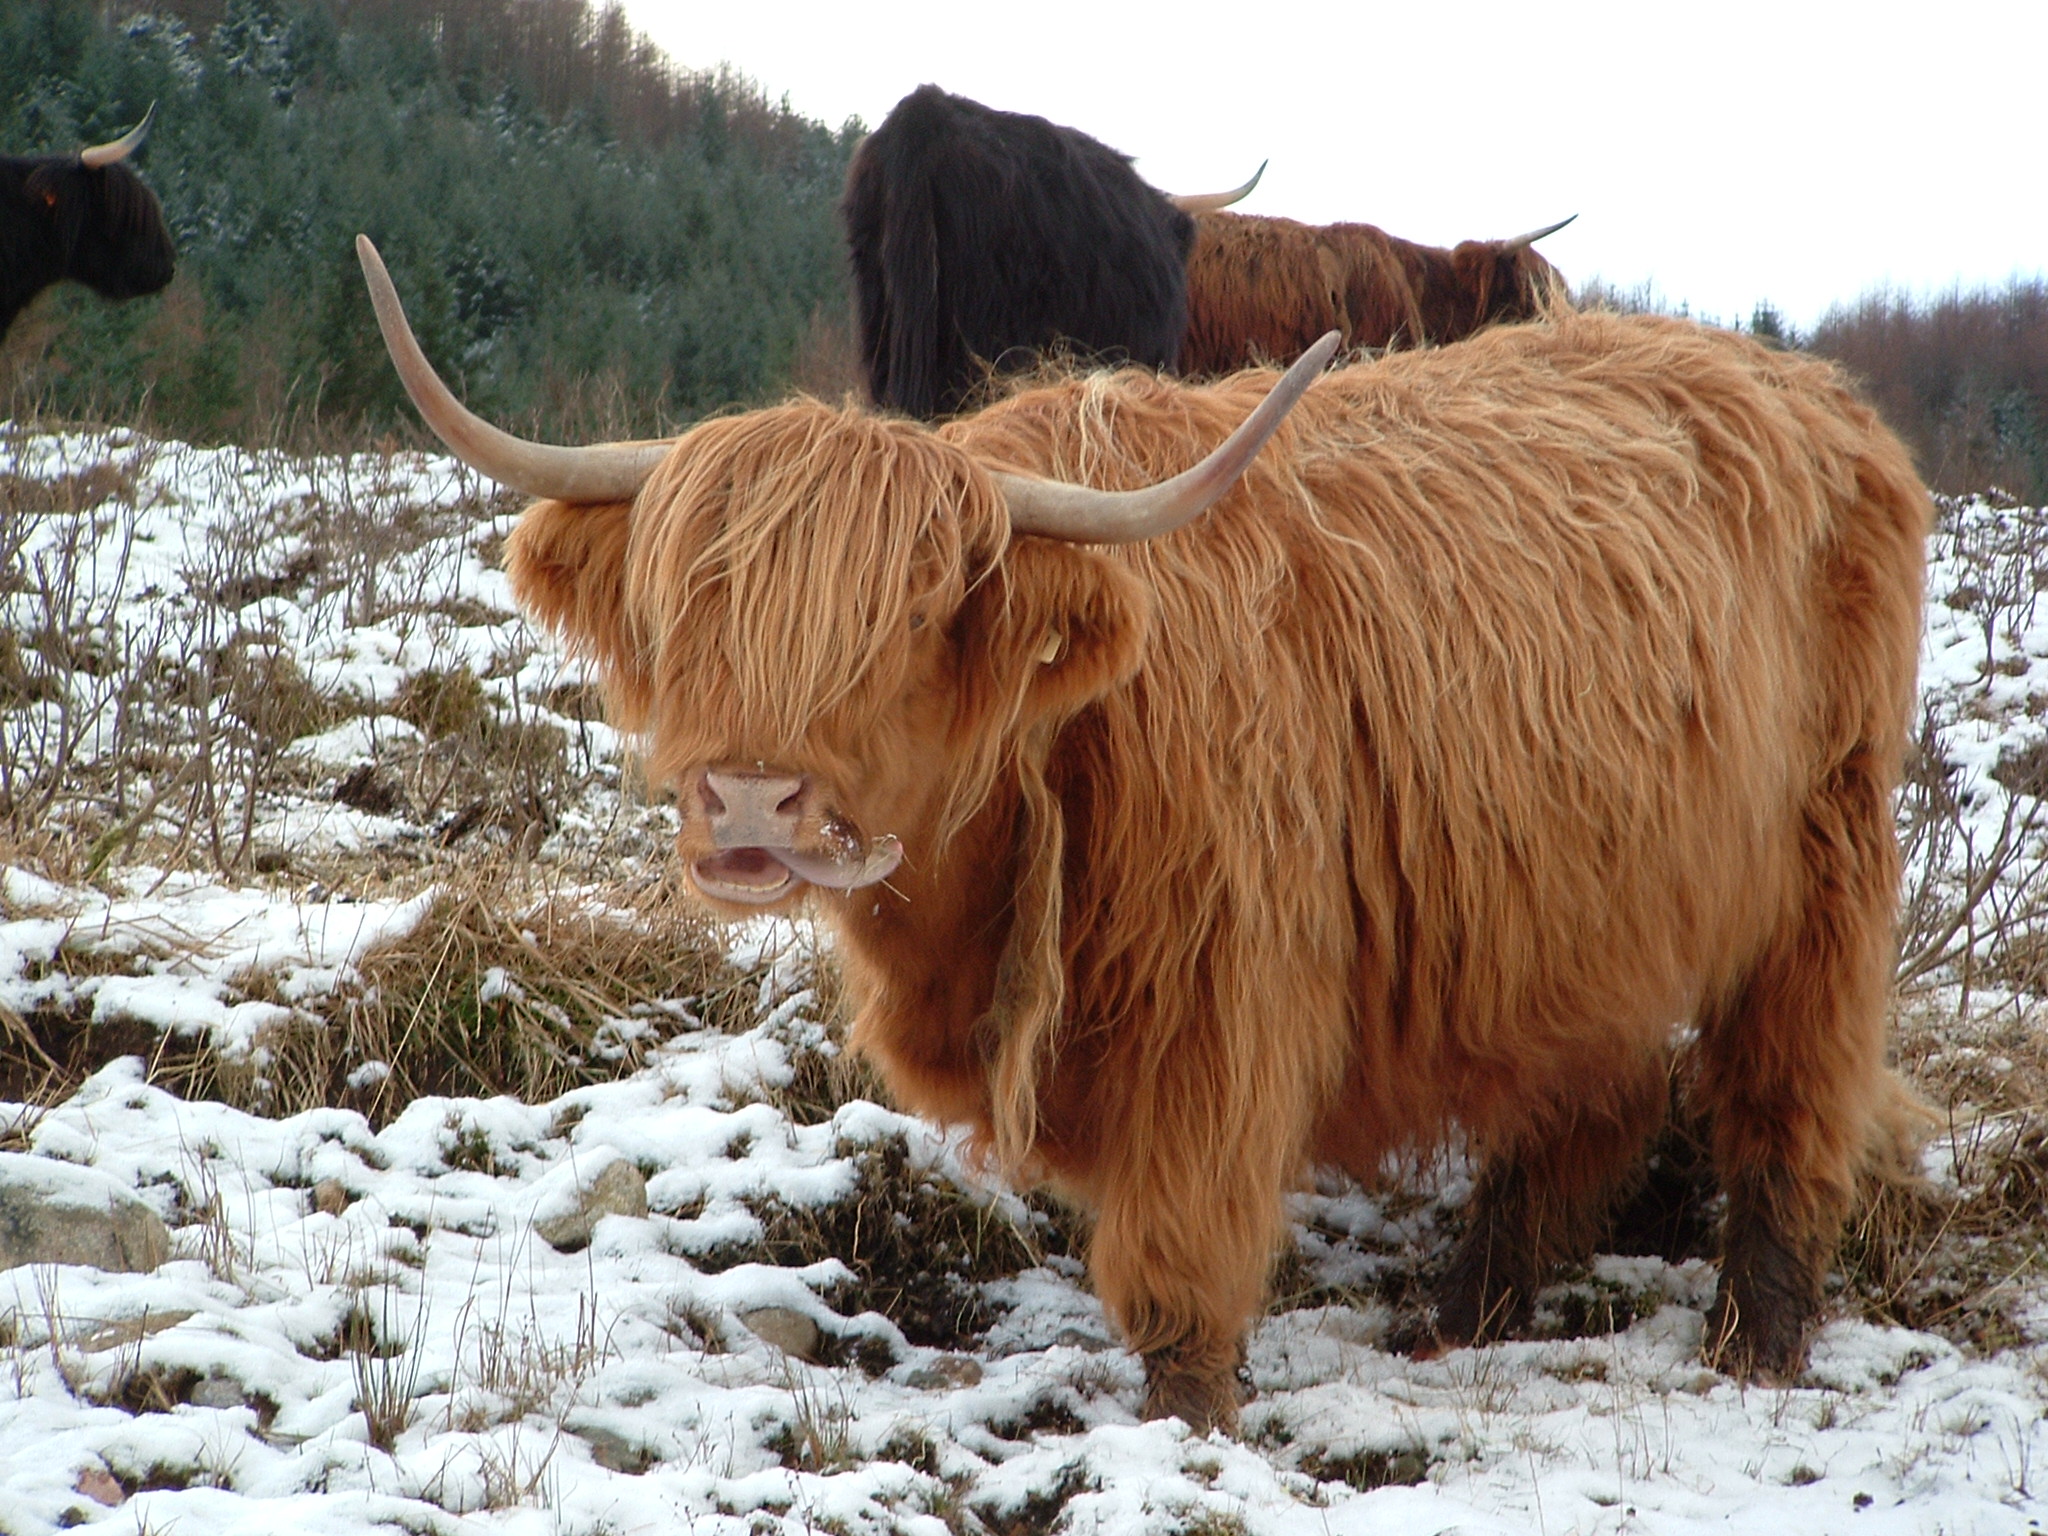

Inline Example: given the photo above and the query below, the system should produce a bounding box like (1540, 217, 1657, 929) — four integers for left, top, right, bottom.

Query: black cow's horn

(995, 331, 1339, 545)
(355, 236, 674, 502)
(1504, 214, 1576, 251)
(79, 104, 156, 169)
(1171, 160, 1266, 215)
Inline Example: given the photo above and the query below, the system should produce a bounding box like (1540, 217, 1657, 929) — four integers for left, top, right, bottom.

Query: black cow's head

(3, 107, 175, 335)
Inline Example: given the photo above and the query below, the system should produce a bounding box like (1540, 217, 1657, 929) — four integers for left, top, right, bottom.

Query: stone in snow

(0, 1151, 169, 1274)
(528, 1146, 648, 1252)
(739, 1306, 824, 1362)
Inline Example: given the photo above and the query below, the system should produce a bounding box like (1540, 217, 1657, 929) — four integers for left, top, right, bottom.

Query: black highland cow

(2, 108, 175, 340)
(843, 85, 1244, 419)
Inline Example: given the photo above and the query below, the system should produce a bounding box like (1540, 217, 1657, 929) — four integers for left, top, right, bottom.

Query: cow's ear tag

(1037, 632, 1063, 666)
(42, 190, 57, 208)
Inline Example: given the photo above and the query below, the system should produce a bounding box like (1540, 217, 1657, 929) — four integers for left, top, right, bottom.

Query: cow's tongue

(778, 835, 903, 890)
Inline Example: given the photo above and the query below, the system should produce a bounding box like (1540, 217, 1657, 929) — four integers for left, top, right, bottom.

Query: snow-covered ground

(0, 425, 2044, 1536)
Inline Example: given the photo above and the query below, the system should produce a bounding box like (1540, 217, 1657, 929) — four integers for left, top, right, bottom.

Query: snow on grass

(0, 868, 437, 1059)
(0, 428, 2045, 1533)
(5, 1049, 2046, 1535)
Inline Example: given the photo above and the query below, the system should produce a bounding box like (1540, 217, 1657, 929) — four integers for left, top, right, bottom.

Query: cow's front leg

(1087, 1170, 1275, 1433)
(1077, 1023, 1329, 1434)
(1053, 924, 1346, 1433)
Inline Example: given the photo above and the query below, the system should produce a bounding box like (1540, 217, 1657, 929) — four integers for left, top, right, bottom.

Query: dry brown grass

(1838, 992, 2048, 1351)
(232, 869, 754, 1124)
(788, 303, 865, 404)
(0, 456, 138, 519)
(0, 856, 769, 1127)
(692, 1131, 1079, 1355)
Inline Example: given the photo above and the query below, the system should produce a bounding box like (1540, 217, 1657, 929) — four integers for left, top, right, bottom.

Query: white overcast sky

(622, 0, 2044, 329)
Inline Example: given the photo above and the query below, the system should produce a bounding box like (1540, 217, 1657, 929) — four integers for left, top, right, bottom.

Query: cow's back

(1181, 212, 1350, 373)
(955, 309, 1927, 1162)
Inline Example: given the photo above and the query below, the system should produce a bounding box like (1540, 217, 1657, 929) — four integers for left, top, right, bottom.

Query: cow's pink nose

(700, 769, 810, 847)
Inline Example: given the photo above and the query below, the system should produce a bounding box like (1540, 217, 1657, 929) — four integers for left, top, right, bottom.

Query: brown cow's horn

(354, 236, 673, 502)
(995, 331, 1339, 545)
(1170, 160, 1266, 215)
(78, 103, 155, 169)
(1504, 214, 1576, 250)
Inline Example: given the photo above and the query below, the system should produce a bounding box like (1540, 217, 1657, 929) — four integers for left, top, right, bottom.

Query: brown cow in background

(1181, 210, 1571, 373)
(358, 235, 1927, 1433)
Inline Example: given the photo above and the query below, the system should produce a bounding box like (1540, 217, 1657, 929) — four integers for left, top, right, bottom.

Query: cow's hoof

(1141, 1362, 1243, 1435)
(1701, 1290, 1810, 1384)
(1382, 1312, 1446, 1359)
(1429, 1268, 1532, 1351)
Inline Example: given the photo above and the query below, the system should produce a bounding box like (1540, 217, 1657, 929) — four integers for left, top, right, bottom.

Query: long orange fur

(504, 307, 1928, 1427)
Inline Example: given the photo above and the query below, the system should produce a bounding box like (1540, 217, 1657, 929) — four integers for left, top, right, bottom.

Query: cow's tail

(982, 720, 1067, 1173)
(880, 162, 946, 420)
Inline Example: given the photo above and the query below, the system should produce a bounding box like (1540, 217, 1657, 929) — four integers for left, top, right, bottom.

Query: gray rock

(188, 1373, 245, 1409)
(906, 1353, 984, 1389)
(531, 1149, 647, 1252)
(1052, 1326, 1116, 1353)
(576, 1422, 656, 1474)
(78, 1310, 195, 1353)
(739, 1305, 822, 1361)
(0, 1152, 169, 1274)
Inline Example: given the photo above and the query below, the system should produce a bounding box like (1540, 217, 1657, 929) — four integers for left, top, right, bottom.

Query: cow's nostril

(776, 780, 807, 817)
(700, 777, 727, 816)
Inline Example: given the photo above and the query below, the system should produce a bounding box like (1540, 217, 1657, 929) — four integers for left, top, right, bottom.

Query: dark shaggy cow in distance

(358, 234, 1929, 1431)
(1180, 209, 1570, 373)
(843, 85, 1253, 419)
(1, 108, 175, 340)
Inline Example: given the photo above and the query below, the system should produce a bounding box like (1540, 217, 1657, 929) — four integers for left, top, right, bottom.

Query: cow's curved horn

(995, 331, 1339, 545)
(355, 236, 673, 503)
(1504, 214, 1576, 250)
(1171, 160, 1266, 215)
(79, 103, 155, 169)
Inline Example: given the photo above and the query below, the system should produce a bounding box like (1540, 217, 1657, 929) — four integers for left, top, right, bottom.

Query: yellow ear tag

(1037, 632, 1063, 666)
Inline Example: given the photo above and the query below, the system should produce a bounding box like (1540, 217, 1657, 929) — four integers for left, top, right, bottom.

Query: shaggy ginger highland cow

(357, 236, 1928, 1431)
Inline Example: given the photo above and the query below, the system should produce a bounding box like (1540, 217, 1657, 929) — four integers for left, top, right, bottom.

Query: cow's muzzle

(686, 769, 903, 906)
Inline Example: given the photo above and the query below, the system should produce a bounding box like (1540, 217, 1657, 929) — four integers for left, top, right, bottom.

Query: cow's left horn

(1170, 160, 1266, 215)
(355, 236, 674, 503)
(1504, 214, 1576, 250)
(79, 103, 155, 169)
(995, 331, 1339, 545)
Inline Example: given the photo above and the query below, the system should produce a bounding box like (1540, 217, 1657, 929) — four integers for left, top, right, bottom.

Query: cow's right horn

(995, 330, 1339, 545)
(355, 236, 673, 503)
(1504, 214, 1576, 250)
(79, 103, 155, 169)
(1171, 160, 1266, 215)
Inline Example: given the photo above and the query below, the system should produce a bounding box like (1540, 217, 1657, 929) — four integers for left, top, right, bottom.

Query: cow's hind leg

(1421, 1052, 1668, 1351)
(1695, 748, 1896, 1381)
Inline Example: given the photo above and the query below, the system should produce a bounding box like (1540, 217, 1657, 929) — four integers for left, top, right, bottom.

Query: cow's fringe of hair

(979, 719, 1067, 1172)
(619, 400, 1014, 800)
